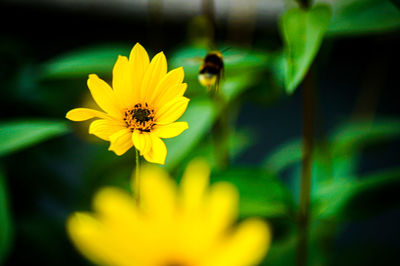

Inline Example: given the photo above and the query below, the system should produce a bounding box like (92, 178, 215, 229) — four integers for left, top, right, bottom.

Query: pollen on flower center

(123, 103, 155, 133)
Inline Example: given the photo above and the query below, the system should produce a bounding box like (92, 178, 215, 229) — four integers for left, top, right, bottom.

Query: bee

(198, 50, 225, 93)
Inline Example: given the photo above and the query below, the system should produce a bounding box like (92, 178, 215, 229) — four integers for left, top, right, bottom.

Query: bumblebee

(198, 51, 224, 92)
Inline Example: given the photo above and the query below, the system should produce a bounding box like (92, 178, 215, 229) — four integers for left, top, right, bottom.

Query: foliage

(0, 120, 70, 157)
(280, 4, 332, 94)
(0, 168, 13, 263)
(0, 0, 399, 265)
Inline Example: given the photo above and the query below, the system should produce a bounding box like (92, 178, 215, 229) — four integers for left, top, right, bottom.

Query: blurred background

(1, 0, 400, 265)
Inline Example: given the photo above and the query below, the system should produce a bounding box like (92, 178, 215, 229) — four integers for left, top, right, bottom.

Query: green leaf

(39, 44, 131, 79)
(341, 167, 400, 220)
(211, 168, 294, 218)
(263, 139, 302, 173)
(263, 118, 400, 174)
(280, 4, 332, 94)
(220, 73, 257, 103)
(312, 176, 356, 219)
(0, 120, 70, 157)
(328, 0, 400, 36)
(330, 117, 400, 156)
(164, 98, 216, 170)
(0, 167, 13, 262)
(169, 46, 208, 80)
(170, 127, 255, 175)
(313, 167, 400, 220)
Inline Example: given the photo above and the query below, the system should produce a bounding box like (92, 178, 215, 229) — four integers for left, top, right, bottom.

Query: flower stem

(297, 69, 314, 266)
(134, 148, 140, 204)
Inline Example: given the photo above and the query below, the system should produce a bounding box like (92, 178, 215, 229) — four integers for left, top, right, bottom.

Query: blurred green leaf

(263, 118, 400, 174)
(280, 4, 332, 94)
(170, 46, 207, 79)
(263, 118, 400, 215)
(39, 44, 131, 79)
(311, 117, 400, 219)
(313, 167, 400, 220)
(221, 73, 257, 103)
(212, 168, 294, 218)
(330, 118, 400, 156)
(0, 120, 70, 157)
(340, 167, 400, 220)
(328, 0, 400, 35)
(0, 167, 13, 262)
(263, 139, 302, 173)
(172, 128, 255, 176)
(265, 232, 328, 266)
(264, 236, 296, 266)
(164, 98, 216, 170)
(313, 176, 356, 219)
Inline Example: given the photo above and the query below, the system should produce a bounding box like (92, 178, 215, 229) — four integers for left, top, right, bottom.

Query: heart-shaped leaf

(280, 4, 332, 94)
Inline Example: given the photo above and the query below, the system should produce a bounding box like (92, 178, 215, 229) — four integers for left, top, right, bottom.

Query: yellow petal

(66, 108, 113, 121)
(129, 43, 150, 103)
(112, 55, 136, 108)
(209, 219, 271, 266)
(140, 52, 167, 103)
(67, 213, 126, 266)
(152, 122, 188, 139)
(142, 135, 167, 165)
(92, 188, 151, 265)
(87, 74, 122, 117)
(154, 83, 187, 110)
(139, 166, 177, 221)
(204, 182, 238, 240)
(155, 97, 190, 125)
(180, 159, 210, 213)
(132, 131, 152, 155)
(89, 119, 125, 141)
(150, 67, 184, 107)
(108, 128, 133, 155)
(93, 187, 140, 228)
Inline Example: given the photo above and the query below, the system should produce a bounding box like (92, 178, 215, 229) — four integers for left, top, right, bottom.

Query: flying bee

(198, 50, 225, 93)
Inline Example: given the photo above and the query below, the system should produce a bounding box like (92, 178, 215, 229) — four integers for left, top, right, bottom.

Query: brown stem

(297, 69, 314, 266)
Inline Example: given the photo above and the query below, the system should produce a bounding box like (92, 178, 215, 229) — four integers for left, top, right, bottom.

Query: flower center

(123, 103, 155, 133)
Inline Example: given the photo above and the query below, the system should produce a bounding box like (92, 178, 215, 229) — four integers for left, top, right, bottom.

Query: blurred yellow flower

(66, 43, 189, 164)
(67, 160, 271, 266)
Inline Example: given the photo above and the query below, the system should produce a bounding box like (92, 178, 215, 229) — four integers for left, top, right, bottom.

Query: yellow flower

(67, 160, 271, 266)
(66, 43, 189, 164)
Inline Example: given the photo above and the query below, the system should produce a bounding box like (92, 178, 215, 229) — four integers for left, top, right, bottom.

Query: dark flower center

(123, 103, 155, 133)
(133, 108, 151, 123)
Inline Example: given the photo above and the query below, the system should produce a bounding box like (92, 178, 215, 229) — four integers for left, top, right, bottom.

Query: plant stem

(202, 0, 215, 49)
(134, 148, 140, 204)
(202, 0, 215, 28)
(297, 70, 314, 266)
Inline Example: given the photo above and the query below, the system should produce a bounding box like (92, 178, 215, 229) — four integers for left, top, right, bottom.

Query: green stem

(297, 70, 314, 266)
(202, 0, 215, 48)
(135, 148, 140, 204)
